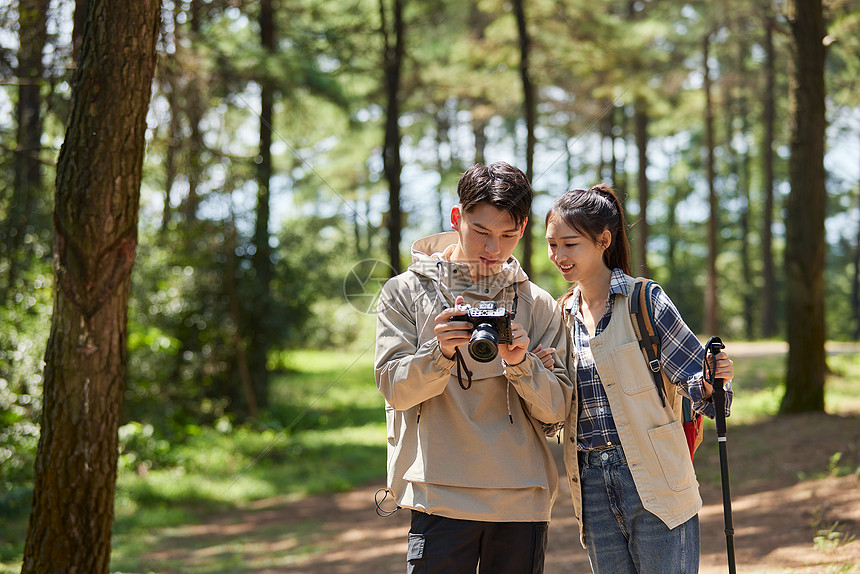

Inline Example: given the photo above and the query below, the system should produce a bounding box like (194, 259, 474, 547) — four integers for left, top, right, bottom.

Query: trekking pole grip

(706, 336, 727, 436)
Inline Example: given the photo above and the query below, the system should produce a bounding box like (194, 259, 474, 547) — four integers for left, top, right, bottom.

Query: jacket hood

(408, 232, 528, 286)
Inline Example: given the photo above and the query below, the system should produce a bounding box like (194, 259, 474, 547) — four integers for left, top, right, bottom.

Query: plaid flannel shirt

(567, 268, 733, 451)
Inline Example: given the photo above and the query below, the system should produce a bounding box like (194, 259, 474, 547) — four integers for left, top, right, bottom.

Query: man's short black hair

(457, 162, 532, 228)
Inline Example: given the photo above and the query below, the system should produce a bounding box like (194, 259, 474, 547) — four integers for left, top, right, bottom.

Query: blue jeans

(578, 445, 700, 573)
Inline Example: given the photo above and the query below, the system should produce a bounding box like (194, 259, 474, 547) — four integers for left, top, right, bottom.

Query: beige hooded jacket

(374, 232, 573, 522)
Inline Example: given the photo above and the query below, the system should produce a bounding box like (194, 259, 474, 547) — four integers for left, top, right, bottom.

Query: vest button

(601, 453, 609, 461)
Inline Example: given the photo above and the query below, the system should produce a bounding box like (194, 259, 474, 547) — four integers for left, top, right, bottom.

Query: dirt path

(142, 412, 860, 573)
(141, 343, 860, 572)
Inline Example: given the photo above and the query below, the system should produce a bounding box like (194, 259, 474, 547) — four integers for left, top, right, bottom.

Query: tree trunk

(666, 143, 686, 282)
(566, 133, 573, 189)
(381, 0, 405, 275)
(181, 0, 204, 223)
(226, 220, 258, 418)
(599, 99, 613, 181)
(616, 106, 629, 213)
(634, 99, 650, 278)
(736, 39, 754, 340)
(704, 32, 719, 335)
(160, 2, 186, 232)
(473, 115, 487, 166)
(72, 0, 90, 66)
(4, 0, 48, 305)
(780, 0, 826, 414)
(852, 168, 860, 340)
(513, 0, 535, 277)
(610, 105, 619, 189)
(161, 54, 180, 232)
(247, 0, 276, 412)
(853, 173, 860, 341)
(761, 16, 777, 338)
(21, 1, 160, 572)
(436, 111, 451, 233)
(162, 81, 179, 232)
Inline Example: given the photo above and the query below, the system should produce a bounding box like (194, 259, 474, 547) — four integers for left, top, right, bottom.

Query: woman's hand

(702, 350, 734, 398)
(533, 343, 556, 370)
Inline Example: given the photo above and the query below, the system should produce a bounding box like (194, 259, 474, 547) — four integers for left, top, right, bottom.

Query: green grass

(109, 348, 384, 571)
(3, 344, 859, 573)
(0, 347, 384, 572)
(721, 349, 860, 424)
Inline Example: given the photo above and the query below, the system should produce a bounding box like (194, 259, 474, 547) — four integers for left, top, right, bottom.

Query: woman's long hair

(546, 184, 631, 308)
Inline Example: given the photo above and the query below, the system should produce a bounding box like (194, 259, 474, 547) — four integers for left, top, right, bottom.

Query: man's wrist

(503, 354, 528, 368)
(431, 339, 456, 364)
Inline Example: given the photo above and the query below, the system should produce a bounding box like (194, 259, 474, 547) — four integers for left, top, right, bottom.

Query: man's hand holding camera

(435, 295, 552, 368)
(434, 296, 474, 360)
(497, 322, 529, 366)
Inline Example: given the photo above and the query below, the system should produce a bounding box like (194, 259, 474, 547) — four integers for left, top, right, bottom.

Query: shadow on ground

(128, 411, 859, 573)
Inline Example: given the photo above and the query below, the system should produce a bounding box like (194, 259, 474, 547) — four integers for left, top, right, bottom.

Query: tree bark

(381, 0, 405, 275)
(704, 32, 719, 335)
(180, 0, 204, 223)
(852, 166, 860, 340)
(634, 99, 650, 278)
(436, 111, 451, 233)
(513, 0, 535, 277)
(226, 221, 258, 418)
(160, 2, 185, 232)
(761, 16, 777, 338)
(735, 39, 754, 340)
(853, 171, 860, 341)
(21, 1, 160, 572)
(609, 105, 619, 190)
(248, 0, 276, 412)
(72, 0, 91, 67)
(473, 115, 487, 166)
(780, 0, 826, 414)
(5, 0, 49, 305)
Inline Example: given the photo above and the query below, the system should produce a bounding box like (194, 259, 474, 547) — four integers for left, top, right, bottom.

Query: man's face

(450, 203, 526, 281)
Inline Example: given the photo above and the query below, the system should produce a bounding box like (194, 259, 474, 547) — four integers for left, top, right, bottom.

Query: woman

(545, 184, 735, 573)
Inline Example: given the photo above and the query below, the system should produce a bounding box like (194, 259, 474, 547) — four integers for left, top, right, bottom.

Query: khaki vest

(563, 275, 701, 546)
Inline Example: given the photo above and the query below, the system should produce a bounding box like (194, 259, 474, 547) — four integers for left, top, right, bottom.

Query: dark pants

(407, 510, 548, 574)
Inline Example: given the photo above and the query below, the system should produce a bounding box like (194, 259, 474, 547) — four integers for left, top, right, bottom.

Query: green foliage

(107, 348, 383, 571)
(0, 264, 52, 515)
(125, 213, 359, 430)
(2, 0, 860, 567)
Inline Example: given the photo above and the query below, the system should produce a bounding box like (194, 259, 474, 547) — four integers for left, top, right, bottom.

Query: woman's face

(545, 216, 610, 283)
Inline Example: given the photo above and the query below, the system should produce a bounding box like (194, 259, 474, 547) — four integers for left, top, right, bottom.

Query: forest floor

(135, 343, 860, 573)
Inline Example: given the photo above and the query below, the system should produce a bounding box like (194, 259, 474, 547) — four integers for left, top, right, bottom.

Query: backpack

(628, 279, 704, 460)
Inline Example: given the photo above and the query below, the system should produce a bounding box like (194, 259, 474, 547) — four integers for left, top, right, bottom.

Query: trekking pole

(706, 336, 736, 574)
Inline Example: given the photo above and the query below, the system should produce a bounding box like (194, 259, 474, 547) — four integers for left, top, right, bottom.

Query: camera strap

(454, 347, 473, 390)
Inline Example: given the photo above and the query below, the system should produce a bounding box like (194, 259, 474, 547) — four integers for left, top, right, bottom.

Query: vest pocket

(611, 342, 657, 395)
(647, 420, 696, 491)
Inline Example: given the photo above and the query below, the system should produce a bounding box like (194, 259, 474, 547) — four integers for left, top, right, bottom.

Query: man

(375, 162, 572, 573)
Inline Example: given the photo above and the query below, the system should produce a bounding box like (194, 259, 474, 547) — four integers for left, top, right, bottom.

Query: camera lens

(469, 323, 499, 362)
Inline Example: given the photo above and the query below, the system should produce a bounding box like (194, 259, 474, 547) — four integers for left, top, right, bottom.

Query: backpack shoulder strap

(629, 279, 702, 457)
(629, 278, 666, 407)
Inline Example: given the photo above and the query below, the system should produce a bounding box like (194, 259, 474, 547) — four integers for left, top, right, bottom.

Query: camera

(452, 301, 514, 363)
